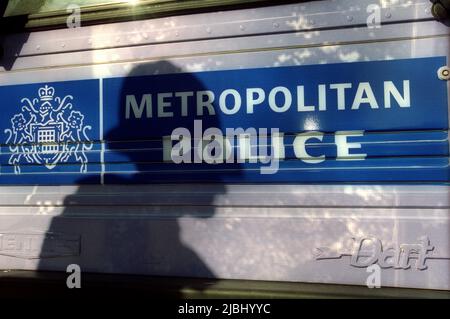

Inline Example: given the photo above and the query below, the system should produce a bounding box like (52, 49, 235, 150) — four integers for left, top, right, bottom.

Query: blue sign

(104, 57, 448, 138)
(0, 57, 448, 184)
(0, 80, 101, 184)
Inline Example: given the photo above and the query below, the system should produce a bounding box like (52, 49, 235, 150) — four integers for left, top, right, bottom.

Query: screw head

(438, 66, 450, 80)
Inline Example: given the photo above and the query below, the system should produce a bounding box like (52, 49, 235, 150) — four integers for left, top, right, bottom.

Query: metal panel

(0, 184, 448, 208)
(0, 0, 449, 290)
(1, 21, 450, 81)
(0, 0, 435, 58)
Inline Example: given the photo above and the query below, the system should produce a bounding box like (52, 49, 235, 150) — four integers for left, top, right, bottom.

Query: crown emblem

(5, 84, 93, 174)
(38, 85, 55, 102)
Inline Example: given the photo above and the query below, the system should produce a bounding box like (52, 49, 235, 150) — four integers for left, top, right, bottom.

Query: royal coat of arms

(4, 85, 93, 174)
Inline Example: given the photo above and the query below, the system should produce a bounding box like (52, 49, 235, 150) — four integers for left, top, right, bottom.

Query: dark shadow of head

(38, 60, 243, 298)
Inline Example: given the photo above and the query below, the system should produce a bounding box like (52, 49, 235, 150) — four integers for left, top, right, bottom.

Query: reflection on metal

(0, 0, 300, 31)
(314, 236, 450, 270)
(0, 0, 448, 291)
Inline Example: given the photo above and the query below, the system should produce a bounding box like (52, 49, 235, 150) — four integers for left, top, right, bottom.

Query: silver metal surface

(0, 0, 449, 290)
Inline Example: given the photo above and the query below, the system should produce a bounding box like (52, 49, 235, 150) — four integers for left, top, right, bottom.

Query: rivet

(206, 27, 212, 34)
(273, 22, 279, 28)
(438, 66, 450, 80)
(239, 25, 245, 31)
(346, 15, 353, 22)
(36, 45, 41, 51)
(385, 12, 392, 18)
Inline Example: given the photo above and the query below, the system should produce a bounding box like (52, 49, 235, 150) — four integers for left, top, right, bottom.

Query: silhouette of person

(37, 60, 243, 297)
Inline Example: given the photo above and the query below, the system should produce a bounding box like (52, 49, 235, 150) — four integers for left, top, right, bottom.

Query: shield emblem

(31, 122, 65, 169)
(6, 85, 92, 174)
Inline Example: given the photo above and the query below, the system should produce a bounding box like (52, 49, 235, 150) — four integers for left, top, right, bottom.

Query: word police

(126, 81, 410, 118)
(163, 120, 366, 174)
